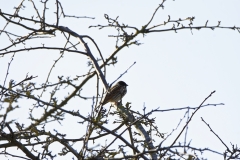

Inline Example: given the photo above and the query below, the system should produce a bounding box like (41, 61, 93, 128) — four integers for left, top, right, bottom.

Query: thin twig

(161, 90, 216, 158)
(201, 117, 231, 152)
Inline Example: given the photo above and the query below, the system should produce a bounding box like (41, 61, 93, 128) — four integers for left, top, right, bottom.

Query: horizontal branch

(0, 46, 87, 56)
(148, 25, 239, 33)
(156, 103, 224, 112)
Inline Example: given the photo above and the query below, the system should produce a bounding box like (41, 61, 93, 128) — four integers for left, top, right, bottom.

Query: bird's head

(118, 81, 128, 86)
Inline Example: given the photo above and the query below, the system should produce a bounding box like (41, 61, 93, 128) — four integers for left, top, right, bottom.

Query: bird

(102, 81, 128, 105)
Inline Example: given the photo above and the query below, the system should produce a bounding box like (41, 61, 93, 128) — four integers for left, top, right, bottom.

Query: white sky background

(0, 0, 240, 159)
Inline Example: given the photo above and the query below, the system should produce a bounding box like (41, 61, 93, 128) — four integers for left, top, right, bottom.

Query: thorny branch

(0, 0, 239, 160)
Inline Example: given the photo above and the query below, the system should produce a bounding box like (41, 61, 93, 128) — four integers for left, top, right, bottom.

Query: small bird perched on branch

(102, 81, 128, 105)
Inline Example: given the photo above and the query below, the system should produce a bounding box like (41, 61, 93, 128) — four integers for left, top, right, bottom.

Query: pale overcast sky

(1, 0, 240, 159)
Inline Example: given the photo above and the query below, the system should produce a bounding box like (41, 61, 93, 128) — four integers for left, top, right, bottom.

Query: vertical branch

(30, 0, 41, 21)
(57, 26, 108, 90)
(39, 34, 71, 98)
(42, 0, 48, 30)
(113, 104, 158, 159)
(0, 53, 15, 102)
(78, 36, 108, 90)
(128, 127, 136, 156)
(55, 0, 59, 26)
(183, 107, 190, 153)
(94, 77, 100, 109)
